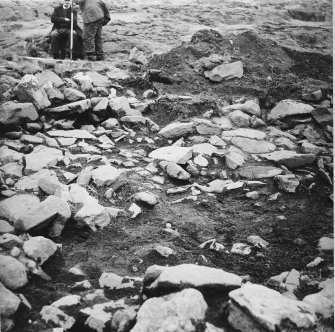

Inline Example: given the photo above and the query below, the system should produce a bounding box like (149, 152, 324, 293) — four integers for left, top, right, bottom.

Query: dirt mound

(147, 30, 332, 108)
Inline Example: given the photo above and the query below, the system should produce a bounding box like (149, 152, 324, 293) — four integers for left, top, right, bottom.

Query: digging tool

(70, 0, 74, 60)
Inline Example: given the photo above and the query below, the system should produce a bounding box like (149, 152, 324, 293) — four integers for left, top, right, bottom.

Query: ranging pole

(70, 0, 74, 60)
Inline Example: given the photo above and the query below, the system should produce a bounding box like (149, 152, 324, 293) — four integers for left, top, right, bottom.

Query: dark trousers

(83, 18, 104, 59)
(50, 29, 77, 59)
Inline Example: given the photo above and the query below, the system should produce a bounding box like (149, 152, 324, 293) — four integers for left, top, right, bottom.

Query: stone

(192, 143, 217, 156)
(23, 236, 58, 264)
(63, 87, 86, 101)
(285, 269, 300, 292)
(274, 136, 297, 150)
(0, 194, 40, 223)
(132, 192, 158, 206)
(86, 71, 110, 87)
(303, 291, 334, 319)
(49, 99, 91, 114)
(0, 282, 21, 317)
(231, 137, 276, 154)
(246, 191, 259, 200)
(110, 96, 141, 117)
(74, 203, 111, 231)
(229, 110, 250, 127)
(111, 306, 138, 332)
(0, 255, 28, 289)
(222, 128, 266, 140)
(311, 107, 333, 128)
(230, 243, 251, 255)
(51, 295, 81, 308)
(92, 165, 124, 186)
(318, 237, 334, 252)
(121, 116, 160, 132)
(99, 272, 140, 290)
(93, 97, 109, 113)
(228, 284, 317, 331)
(275, 174, 299, 193)
(0, 146, 23, 164)
(268, 271, 289, 288)
(250, 115, 266, 128)
(195, 179, 244, 193)
(20, 134, 44, 144)
(261, 150, 316, 168)
(129, 47, 148, 65)
(15, 169, 59, 192)
(58, 137, 76, 146)
(212, 116, 233, 130)
(196, 121, 221, 135)
(268, 100, 314, 120)
(40, 306, 75, 330)
(267, 126, 297, 140)
(13, 74, 51, 110)
(131, 288, 207, 332)
(194, 155, 208, 167)
(238, 166, 283, 179)
(247, 235, 269, 248)
(24, 145, 63, 174)
(67, 184, 98, 205)
(306, 257, 324, 268)
(102, 118, 119, 129)
(0, 234, 23, 249)
(42, 81, 64, 101)
(0, 220, 14, 234)
(209, 135, 226, 147)
(0, 101, 38, 127)
(48, 130, 97, 141)
(0, 162, 23, 178)
(72, 72, 93, 92)
(301, 141, 326, 154)
(205, 61, 243, 82)
(226, 149, 245, 169)
(160, 161, 191, 180)
(158, 122, 194, 139)
(15, 195, 71, 235)
(144, 264, 241, 293)
(223, 100, 261, 116)
(35, 70, 64, 88)
(154, 245, 174, 258)
(149, 146, 193, 164)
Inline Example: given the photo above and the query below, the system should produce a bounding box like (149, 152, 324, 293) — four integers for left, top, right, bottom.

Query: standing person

(50, 0, 84, 59)
(74, 0, 110, 61)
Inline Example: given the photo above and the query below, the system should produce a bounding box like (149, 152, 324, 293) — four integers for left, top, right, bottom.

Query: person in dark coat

(74, 0, 110, 61)
(50, 0, 84, 59)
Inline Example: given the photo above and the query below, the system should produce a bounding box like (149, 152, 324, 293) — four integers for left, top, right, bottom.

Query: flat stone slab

(231, 137, 276, 154)
(91, 165, 124, 186)
(144, 264, 242, 294)
(205, 61, 243, 82)
(238, 166, 283, 179)
(228, 284, 317, 331)
(268, 99, 314, 120)
(47, 129, 97, 140)
(149, 146, 193, 164)
(261, 150, 316, 168)
(24, 146, 63, 174)
(132, 288, 207, 332)
(222, 128, 266, 140)
(49, 99, 91, 114)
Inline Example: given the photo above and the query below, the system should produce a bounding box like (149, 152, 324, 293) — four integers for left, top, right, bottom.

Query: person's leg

(50, 30, 61, 59)
(95, 19, 104, 60)
(63, 30, 77, 59)
(83, 22, 97, 60)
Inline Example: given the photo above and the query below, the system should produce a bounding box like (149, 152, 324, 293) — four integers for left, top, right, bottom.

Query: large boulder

(0, 101, 38, 127)
(131, 288, 207, 332)
(228, 284, 317, 331)
(268, 100, 314, 120)
(13, 74, 51, 110)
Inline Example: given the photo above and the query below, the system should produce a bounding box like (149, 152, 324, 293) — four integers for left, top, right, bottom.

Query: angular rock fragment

(0, 282, 21, 317)
(160, 161, 191, 180)
(275, 174, 300, 193)
(268, 100, 314, 120)
(0, 101, 38, 127)
(149, 146, 193, 164)
(92, 165, 124, 186)
(238, 166, 283, 179)
(40, 306, 75, 330)
(49, 99, 91, 114)
(132, 192, 158, 206)
(231, 137, 276, 154)
(132, 288, 207, 332)
(205, 61, 243, 82)
(311, 107, 333, 128)
(23, 236, 58, 264)
(229, 110, 250, 127)
(261, 150, 316, 168)
(13, 74, 51, 110)
(0, 146, 23, 164)
(228, 284, 317, 331)
(222, 128, 266, 140)
(35, 70, 64, 88)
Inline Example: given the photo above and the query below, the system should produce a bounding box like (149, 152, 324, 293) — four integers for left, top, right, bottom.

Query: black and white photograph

(0, 0, 333, 331)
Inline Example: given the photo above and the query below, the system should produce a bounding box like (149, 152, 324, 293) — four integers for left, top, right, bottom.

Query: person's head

(63, 0, 71, 8)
